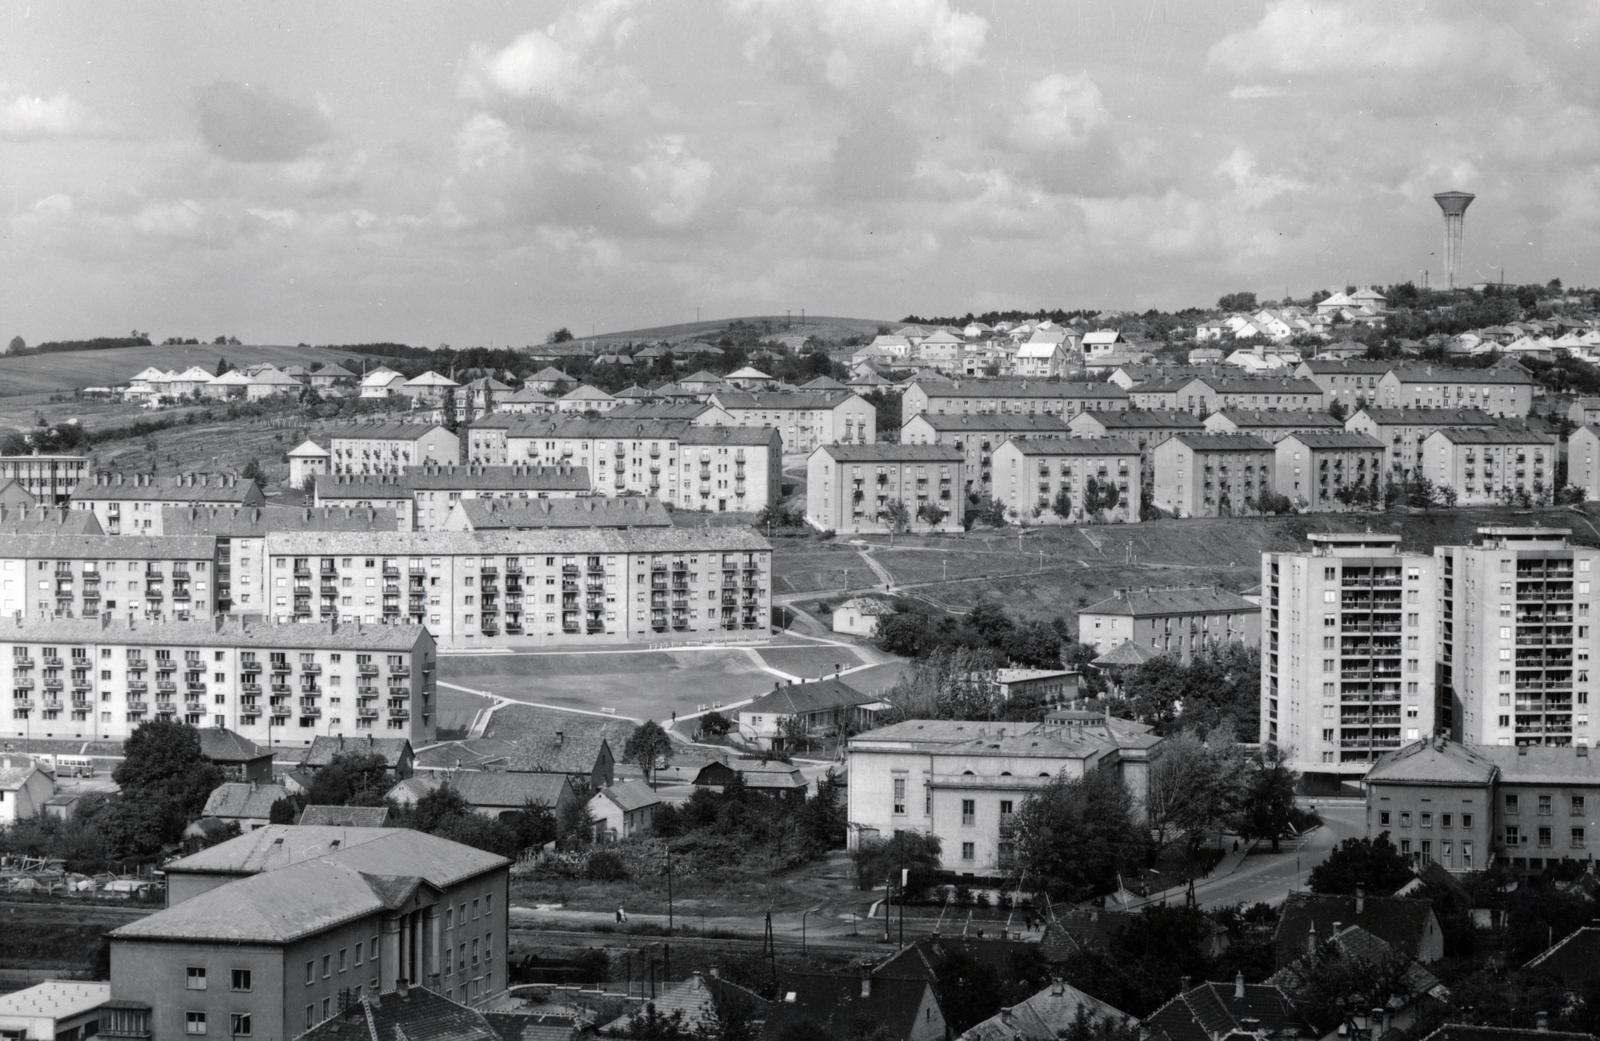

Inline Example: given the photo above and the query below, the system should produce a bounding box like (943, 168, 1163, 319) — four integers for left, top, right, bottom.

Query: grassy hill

(570, 314, 903, 347)
(0, 343, 394, 398)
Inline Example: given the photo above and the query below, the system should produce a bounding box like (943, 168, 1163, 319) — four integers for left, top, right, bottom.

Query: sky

(0, 0, 1596, 345)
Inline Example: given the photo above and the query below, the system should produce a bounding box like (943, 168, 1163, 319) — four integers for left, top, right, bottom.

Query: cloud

(729, 0, 989, 88)
(0, 90, 101, 139)
(630, 136, 713, 227)
(196, 81, 334, 163)
(1228, 84, 1302, 100)
(1215, 147, 1305, 209)
(459, 0, 649, 121)
(1009, 73, 1110, 150)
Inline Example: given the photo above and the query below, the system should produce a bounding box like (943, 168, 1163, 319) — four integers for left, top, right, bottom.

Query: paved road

(1189, 802, 1365, 909)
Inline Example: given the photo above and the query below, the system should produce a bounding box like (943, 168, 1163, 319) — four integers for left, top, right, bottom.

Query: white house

(1082, 330, 1124, 356)
(1013, 341, 1070, 378)
(287, 440, 330, 488)
(0, 981, 112, 1041)
(832, 596, 894, 637)
(359, 366, 406, 398)
(588, 779, 662, 841)
(738, 677, 884, 752)
(0, 755, 54, 824)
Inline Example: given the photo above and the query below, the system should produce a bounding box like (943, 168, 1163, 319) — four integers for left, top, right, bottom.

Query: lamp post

(802, 906, 818, 954)
(666, 847, 675, 933)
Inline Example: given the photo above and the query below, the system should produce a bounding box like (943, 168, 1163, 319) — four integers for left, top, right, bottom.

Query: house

(903, 378, 1130, 421)
(296, 805, 392, 827)
(201, 781, 290, 830)
(1377, 364, 1535, 418)
(557, 384, 618, 412)
(0, 480, 36, 510)
(301, 735, 415, 778)
(1524, 925, 1600, 993)
(846, 712, 1160, 874)
(1569, 398, 1600, 428)
(1143, 975, 1318, 1041)
(990, 437, 1142, 525)
(1128, 375, 1324, 415)
(709, 389, 876, 452)
(1419, 427, 1558, 505)
(198, 727, 275, 782)
(762, 971, 946, 1041)
(993, 669, 1079, 704)
(588, 779, 662, 840)
(387, 772, 578, 821)
(297, 983, 582, 1041)
(328, 422, 460, 476)
(1078, 587, 1260, 661)
(958, 979, 1133, 1041)
(737, 677, 884, 751)
(1012, 341, 1071, 378)
(1273, 431, 1386, 512)
(1150, 433, 1276, 518)
(806, 444, 965, 534)
(413, 714, 628, 790)
(833, 596, 894, 637)
(0, 981, 111, 1041)
(1274, 891, 1444, 966)
(0, 755, 54, 824)
(246, 368, 305, 400)
(287, 440, 331, 488)
(1344, 407, 1500, 478)
(308, 363, 358, 390)
(899, 412, 1072, 495)
(496, 385, 556, 415)
(358, 366, 407, 398)
(1081, 330, 1124, 356)
(73, 472, 268, 535)
(1267, 923, 1447, 1037)
(401, 370, 460, 406)
(600, 971, 769, 1037)
(204, 369, 254, 399)
(725, 366, 776, 390)
(692, 759, 808, 792)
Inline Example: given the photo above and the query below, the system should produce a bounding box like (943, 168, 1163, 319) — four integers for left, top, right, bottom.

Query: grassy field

(435, 688, 494, 740)
(0, 344, 393, 398)
(573, 315, 897, 348)
(767, 539, 868, 595)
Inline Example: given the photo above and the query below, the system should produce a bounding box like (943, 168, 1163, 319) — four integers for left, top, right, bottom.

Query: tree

(1307, 832, 1413, 895)
(698, 710, 732, 736)
(1239, 744, 1299, 853)
(1083, 477, 1119, 521)
(104, 720, 225, 856)
(880, 646, 1005, 721)
(1327, 399, 1348, 422)
(268, 796, 300, 825)
(1052, 487, 1075, 520)
(440, 387, 460, 435)
(916, 501, 947, 526)
(999, 621, 1064, 670)
(881, 499, 911, 533)
(304, 750, 393, 806)
(7, 336, 23, 353)
(1012, 768, 1144, 900)
(240, 458, 264, 484)
(1218, 292, 1257, 312)
(1145, 731, 1246, 855)
(851, 830, 942, 898)
(215, 357, 231, 377)
(623, 720, 673, 786)
(545, 328, 574, 344)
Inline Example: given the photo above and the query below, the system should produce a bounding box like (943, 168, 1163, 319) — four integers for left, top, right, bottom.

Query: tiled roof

(1144, 981, 1315, 1041)
(303, 736, 413, 769)
(606, 402, 718, 421)
(1080, 587, 1259, 619)
(1350, 407, 1498, 426)
(0, 507, 102, 535)
(911, 379, 1128, 399)
(1072, 410, 1205, 431)
(296, 981, 502, 1041)
(1168, 433, 1276, 452)
(742, 677, 876, 716)
(73, 477, 264, 504)
(1275, 893, 1438, 966)
(711, 390, 859, 409)
(505, 416, 693, 440)
(1266, 923, 1444, 1009)
(435, 771, 572, 809)
(161, 505, 402, 536)
(1212, 409, 1343, 429)
(762, 972, 935, 1041)
(297, 805, 392, 827)
(0, 616, 428, 651)
(1524, 926, 1600, 988)
(996, 436, 1140, 457)
(959, 980, 1133, 1041)
(905, 413, 1072, 433)
(400, 465, 592, 493)
(203, 782, 289, 820)
(454, 497, 672, 530)
(1091, 640, 1164, 667)
(330, 423, 452, 441)
(264, 526, 772, 555)
(1365, 738, 1498, 785)
(1419, 1027, 1600, 1041)
(1481, 744, 1600, 787)
(599, 973, 768, 1036)
(0, 533, 216, 558)
(1300, 360, 1393, 374)
(1429, 427, 1558, 446)
(197, 727, 270, 763)
(813, 444, 964, 463)
(678, 426, 783, 446)
(596, 778, 660, 813)
(159, 824, 504, 886)
(1278, 430, 1385, 450)
(1389, 365, 1535, 386)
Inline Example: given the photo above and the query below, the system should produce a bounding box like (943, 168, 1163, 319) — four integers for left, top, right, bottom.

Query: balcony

(357, 705, 379, 720)
(298, 704, 322, 718)
(389, 706, 410, 720)
(383, 565, 400, 579)
(299, 663, 322, 675)
(172, 588, 191, 602)
(11, 699, 33, 711)
(358, 662, 379, 677)
(389, 664, 410, 677)
(11, 677, 33, 690)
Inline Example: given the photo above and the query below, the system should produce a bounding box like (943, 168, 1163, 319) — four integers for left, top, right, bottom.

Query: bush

(583, 849, 630, 882)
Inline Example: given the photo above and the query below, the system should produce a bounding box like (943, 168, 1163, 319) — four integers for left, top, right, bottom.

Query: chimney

(1306, 920, 1317, 957)
(1537, 1013, 1550, 1033)
(1179, 976, 1190, 993)
(1371, 1009, 1385, 1041)
(859, 968, 872, 999)
(1355, 887, 1365, 914)
(1232, 972, 1245, 999)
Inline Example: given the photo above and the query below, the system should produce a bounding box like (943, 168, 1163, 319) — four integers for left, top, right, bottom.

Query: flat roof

(0, 981, 111, 1021)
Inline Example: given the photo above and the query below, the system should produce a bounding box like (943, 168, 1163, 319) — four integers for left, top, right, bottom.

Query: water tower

(1433, 191, 1475, 289)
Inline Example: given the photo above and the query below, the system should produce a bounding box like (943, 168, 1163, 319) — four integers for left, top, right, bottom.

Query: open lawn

(435, 688, 493, 740)
(572, 315, 895, 348)
(441, 647, 785, 721)
(769, 538, 867, 595)
(0, 344, 394, 399)
(754, 645, 867, 679)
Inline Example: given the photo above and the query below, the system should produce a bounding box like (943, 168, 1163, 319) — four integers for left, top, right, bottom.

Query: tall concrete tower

(1433, 190, 1475, 289)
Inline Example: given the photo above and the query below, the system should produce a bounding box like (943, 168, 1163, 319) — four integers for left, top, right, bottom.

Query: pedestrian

(671, 711, 677, 723)
(616, 908, 624, 924)
(1233, 839, 1239, 853)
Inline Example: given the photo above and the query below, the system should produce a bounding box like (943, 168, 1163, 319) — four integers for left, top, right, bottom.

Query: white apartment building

(805, 444, 965, 534)
(706, 390, 876, 453)
(989, 437, 1141, 525)
(73, 473, 266, 535)
(261, 528, 772, 650)
(1569, 425, 1600, 501)
(0, 617, 436, 747)
(901, 379, 1130, 419)
(1435, 527, 1600, 751)
(328, 424, 460, 476)
(1420, 427, 1559, 506)
(1261, 532, 1438, 780)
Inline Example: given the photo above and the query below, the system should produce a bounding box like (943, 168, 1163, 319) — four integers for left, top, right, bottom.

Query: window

(322, 955, 331, 978)
(1575, 828, 1588, 849)
(1462, 813, 1474, 829)
(338, 949, 347, 972)
(186, 1012, 207, 1035)
(1574, 796, 1587, 816)
(1505, 794, 1519, 814)
(892, 777, 906, 815)
(1400, 812, 1412, 827)
(1539, 794, 1553, 815)
(1420, 812, 1433, 828)
(485, 894, 492, 915)
(1441, 813, 1453, 828)
(961, 799, 976, 826)
(1539, 826, 1553, 848)
(961, 842, 975, 861)
(473, 898, 480, 920)
(1380, 811, 1391, 826)
(230, 1015, 251, 1037)
(306, 1007, 315, 1030)
(306, 961, 315, 985)
(231, 969, 251, 992)
(186, 967, 207, 990)
(354, 942, 363, 967)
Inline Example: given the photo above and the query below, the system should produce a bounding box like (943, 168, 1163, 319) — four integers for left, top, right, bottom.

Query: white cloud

(0, 90, 101, 139)
(460, 0, 649, 120)
(454, 114, 521, 171)
(630, 135, 713, 227)
(1228, 84, 1302, 100)
(1215, 147, 1304, 209)
(1009, 73, 1109, 150)
(729, 0, 988, 87)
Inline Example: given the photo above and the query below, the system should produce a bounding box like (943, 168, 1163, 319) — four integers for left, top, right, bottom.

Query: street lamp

(666, 847, 675, 933)
(801, 904, 822, 953)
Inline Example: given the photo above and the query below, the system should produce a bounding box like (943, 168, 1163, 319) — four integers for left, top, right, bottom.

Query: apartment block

(1065, 409, 1205, 470)
(1261, 532, 1438, 779)
(1293, 359, 1392, 411)
(1377, 364, 1535, 418)
(901, 379, 1130, 420)
(442, 497, 673, 532)
(314, 466, 590, 531)
(261, 528, 772, 650)
(0, 453, 88, 504)
(805, 444, 965, 534)
(501, 418, 783, 512)
(108, 827, 507, 1041)
(1079, 587, 1260, 662)
(706, 389, 876, 452)
(1435, 527, 1600, 751)
(899, 412, 1071, 494)
(1150, 433, 1275, 518)
(1127, 375, 1323, 415)
(0, 534, 217, 622)
(73, 474, 266, 535)
(0, 616, 436, 746)
(1203, 409, 1344, 442)
(989, 437, 1141, 525)
(1344, 407, 1499, 478)
(1273, 431, 1385, 512)
(1569, 425, 1600, 501)
(1421, 428, 1558, 505)
(328, 424, 460, 476)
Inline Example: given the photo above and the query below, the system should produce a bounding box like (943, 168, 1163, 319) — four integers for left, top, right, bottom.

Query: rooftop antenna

(1433, 191, 1476, 289)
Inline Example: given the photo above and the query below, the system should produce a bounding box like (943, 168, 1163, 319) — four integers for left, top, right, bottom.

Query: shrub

(583, 849, 629, 882)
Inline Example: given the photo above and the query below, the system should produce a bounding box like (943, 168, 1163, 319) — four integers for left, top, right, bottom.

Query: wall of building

(110, 939, 288, 1041)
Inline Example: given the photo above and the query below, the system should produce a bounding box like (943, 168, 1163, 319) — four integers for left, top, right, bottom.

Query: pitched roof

(197, 728, 270, 764)
(453, 497, 672, 530)
(1350, 407, 1498, 426)
(1080, 587, 1260, 619)
(742, 677, 876, 716)
(906, 412, 1072, 433)
(0, 616, 428, 651)
(73, 475, 265, 505)
(0, 506, 101, 535)
(959, 980, 1133, 1041)
(595, 778, 660, 813)
(910, 379, 1128, 400)
(1365, 738, 1499, 785)
(1419, 1028, 1600, 1041)
(162, 504, 402, 536)
(1300, 359, 1393, 375)
(1277, 430, 1385, 450)
(762, 972, 937, 1041)
(801, 376, 848, 390)
(711, 389, 859, 409)
(1389, 364, 1535, 386)
(1143, 980, 1316, 1041)
(264, 526, 772, 556)
(203, 782, 289, 820)
(1211, 409, 1343, 429)
(303, 736, 412, 769)
(288, 439, 331, 458)
(434, 771, 573, 809)
(450, 710, 635, 775)
(1524, 925, 1600, 989)
(1275, 893, 1439, 966)
(814, 443, 963, 463)
(559, 385, 614, 402)
(1428, 426, 1558, 446)
(297, 805, 392, 828)
(996, 437, 1140, 457)
(311, 363, 357, 378)
(727, 367, 772, 379)
(296, 978, 504, 1041)
(599, 973, 769, 1036)
(1168, 433, 1276, 452)
(1266, 923, 1444, 1008)
(330, 423, 451, 442)
(403, 371, 459, 388)
(1071, 410, 1206, 431)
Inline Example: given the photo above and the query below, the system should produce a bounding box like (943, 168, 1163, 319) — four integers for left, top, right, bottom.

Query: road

(1192, 801, 1365, 909)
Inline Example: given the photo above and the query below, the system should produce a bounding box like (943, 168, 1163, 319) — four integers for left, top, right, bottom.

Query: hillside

(0, 343, 394, 397)
(570, 314, 903, 347)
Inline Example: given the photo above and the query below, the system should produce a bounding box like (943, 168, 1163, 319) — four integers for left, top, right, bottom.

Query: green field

(0, 344, 393, 399)
(574, 314, 897, 348)
(768, 539, 869, 595)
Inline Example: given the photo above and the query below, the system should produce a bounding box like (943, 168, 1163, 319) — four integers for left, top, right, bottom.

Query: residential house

(0, 504, 101, 534)
(358, 367, 407, 399)
(917, 329, 966, 372)
(1293, 360, 1397, 412)
(204, 369, 254, 399)
(198, 728, 275, 782)
(308, 363, 358, 390)
(328, 423, 460, 476)
(708, 389, 876, 453)
(201, 781, 289, 830)
(297, 805, 391, 828)
(1081, 330, 1124, 357)
(299, 982, 586, 1041)
(1143, 976, 1318, 1041)
(958, 979, 1132, 1041)
(302, 735, 416, 778)
(287, 441, 331, 488)
(600, 972, 769, 1038)
(246, 368, 305, 400)
(899, 412, 1071, 495)
(414, 714, 627, 790)
(1378, 364, 1536, 418)
(806, 444, 965, 534)
(1066, 410, 1206, 470)
(401, 370, 460, 406)
(1267, 924, 1446, 1038)
(1344, 407, 1500, 479)
(1275, 890, 1444, 966)
(1077, 587, 1260, 661)
(1150, 433, 1276, 518)
(725, 366, 776, 390)
(737, 677, 883, 751)
(691, 758, 809, 793)
(386, 771, 578, 821)
(762, 971, 945, 1041)
(833, 596, 894, 637)
(989, 437, 1142, 525)
(557, 385, 617, 412)
(1203, 409, 1344, 442)
(1524, 925, 1600, 994)
(1012, 341, 1071, 378)
(993, 669, 1079, 704)
(73, 472, 267, 535)
(1569, 425, 1600, 501)
(1420, 427, 1558, 505)
(1128, 375, 1324, 415)
(1273, 431, 1386, 511)
(0, 755, 54, 824)
(1570, 398, 1600, 428)
(588, 779, 662, 841)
